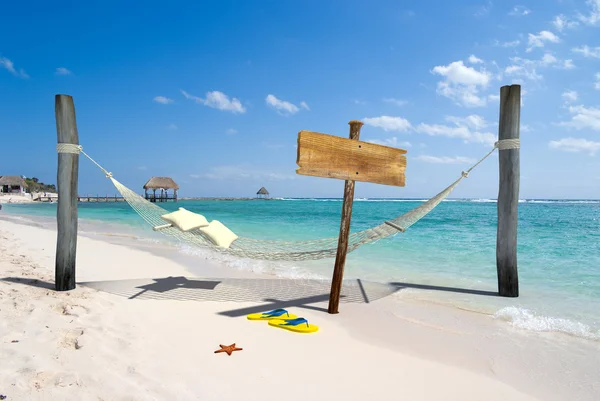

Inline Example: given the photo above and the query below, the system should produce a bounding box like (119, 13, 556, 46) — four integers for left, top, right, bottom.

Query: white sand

(1, 219, 598, 401)
(0, 195, 33, 204)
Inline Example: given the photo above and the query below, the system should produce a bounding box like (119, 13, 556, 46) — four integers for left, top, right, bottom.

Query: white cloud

(562, 90, 578, 103)
(367, 137, 412, 148)
(366, 114, 496, 146)
(595, 73, 600, 90)
(363, 116, 412, 132)
(561, 59, 576, 70)
(572, 45, 600, 58)
(431, 60, 492, 107)
(167, 123, 178, 130)
(383, 98, 408, 107)
(191, 165, 296, 181)
(445, 114, 489, 130)
(495, 39, 521, 48)
(474, 1, 492, 17)
(181, 90, 246, 113)
(415, 155, 477, 164)
(468, 55, 484, 64)
(137, 166, 147, 171)
(354, 99, 367, 105)
(559, 105, 600, 130)
(0, 57, 28, 78)
(509, 6, 531, 16)
(265, 94, 307, 116)
(153, 96, 174, 104)
(488, 94, 500, 101)
(505, 53, 573, 81)
(55, 67, 72, 75)
(526, 30, 560, 52)
(549, 137, 600, 155)
(504, 57, 543, 81)
(578, 0, 600, 25)
(226, 128, 238, 135)
(432, 60, 491, 86)
(415, 115, 496, 146)
(540, 53, 558, 65)
(553, 14, 578, 31)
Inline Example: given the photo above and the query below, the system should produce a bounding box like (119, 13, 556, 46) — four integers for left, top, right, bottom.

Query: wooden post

(328, 120, 363, 314)
(55, 94, 79, 291)
(497, 84, 520, 297)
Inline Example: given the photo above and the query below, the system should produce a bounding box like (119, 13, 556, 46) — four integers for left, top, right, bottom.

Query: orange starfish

(214, 343, 243, 356)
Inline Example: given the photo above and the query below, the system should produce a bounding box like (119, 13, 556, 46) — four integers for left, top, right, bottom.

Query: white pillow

(199, 220, 239, 248)
(160, 207, 209, 232)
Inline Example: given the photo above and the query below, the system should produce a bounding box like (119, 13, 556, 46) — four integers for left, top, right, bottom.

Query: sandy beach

(1, 217, 599, 401)
(0, 195, 34, 204)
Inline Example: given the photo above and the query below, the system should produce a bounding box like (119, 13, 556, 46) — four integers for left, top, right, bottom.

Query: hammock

(56, 139, 519, 261)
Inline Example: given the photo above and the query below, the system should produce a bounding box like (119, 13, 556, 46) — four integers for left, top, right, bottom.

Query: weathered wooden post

(296, 121, 407, 314)
(497, 84, 520, 297)
(328, 120, 363, 313)
(55, 94, 79, 291)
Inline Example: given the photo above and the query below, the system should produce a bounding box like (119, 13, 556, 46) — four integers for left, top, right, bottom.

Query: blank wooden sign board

(296, 121, 408, 314)
(296, 130, 407, 186)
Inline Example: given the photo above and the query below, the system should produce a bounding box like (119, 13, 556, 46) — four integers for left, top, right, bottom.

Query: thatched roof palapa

(0, 176, 26, 187)
(256, 187, 269, 195)
(143, 177, 179, 190)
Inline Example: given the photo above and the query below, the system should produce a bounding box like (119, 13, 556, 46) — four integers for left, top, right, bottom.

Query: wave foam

(494, 306, 599, 340)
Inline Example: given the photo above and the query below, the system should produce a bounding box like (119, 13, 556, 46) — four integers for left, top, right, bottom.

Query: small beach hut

(143, 177, 179, 202)
(256, 187, 270, 199)
(0, 176, 27, 194)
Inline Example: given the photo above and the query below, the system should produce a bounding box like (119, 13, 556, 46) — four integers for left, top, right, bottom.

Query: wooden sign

(296, 130, 407, 187)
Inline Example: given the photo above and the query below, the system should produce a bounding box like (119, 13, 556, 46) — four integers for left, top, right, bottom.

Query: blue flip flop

(268, 317, 319, 333)
(247, 308, 299, 320)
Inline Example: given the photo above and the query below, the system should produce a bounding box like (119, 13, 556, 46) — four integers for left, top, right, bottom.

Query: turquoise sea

(3, 198, 599, 341)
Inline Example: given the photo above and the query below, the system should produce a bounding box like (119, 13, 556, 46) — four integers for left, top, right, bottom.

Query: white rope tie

(495, 138, 520, 150)
(57, 143, 113, 178)
(56, 143, 82, 154)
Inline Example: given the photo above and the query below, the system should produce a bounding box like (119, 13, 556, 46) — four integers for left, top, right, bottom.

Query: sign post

(296, 121, 407, 313)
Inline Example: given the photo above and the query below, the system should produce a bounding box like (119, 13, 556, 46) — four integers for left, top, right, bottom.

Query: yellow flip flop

(247, 308, 298, 321)
(268, 317, 319, 333)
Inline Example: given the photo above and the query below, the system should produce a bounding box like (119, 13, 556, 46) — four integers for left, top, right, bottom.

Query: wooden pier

(144, 193, 177, 203)
(35, 194, 176, 203)
(78, 195, 126, 203)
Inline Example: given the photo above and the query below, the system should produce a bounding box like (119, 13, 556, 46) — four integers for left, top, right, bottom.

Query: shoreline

(1, 215, 599, 400)
(2, 209, 600, 340)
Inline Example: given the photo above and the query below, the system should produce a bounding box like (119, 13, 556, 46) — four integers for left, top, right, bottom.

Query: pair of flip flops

(247, 309, 319, 333)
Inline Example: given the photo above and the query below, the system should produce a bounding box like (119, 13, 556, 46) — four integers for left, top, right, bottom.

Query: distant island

(24, 177, 56, 193)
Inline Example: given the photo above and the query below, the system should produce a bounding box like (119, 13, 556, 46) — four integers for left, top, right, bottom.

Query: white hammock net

(57, 139, 519, 261)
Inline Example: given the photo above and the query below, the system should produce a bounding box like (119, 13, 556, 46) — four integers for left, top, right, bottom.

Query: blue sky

(1, 0, 599, 199)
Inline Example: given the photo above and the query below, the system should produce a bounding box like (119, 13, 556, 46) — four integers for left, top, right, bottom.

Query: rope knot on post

(461, 171, 469, 178)
(56, 143, 82, 154)
(496, 138, 521, 150)
(105, 172, 113, 178)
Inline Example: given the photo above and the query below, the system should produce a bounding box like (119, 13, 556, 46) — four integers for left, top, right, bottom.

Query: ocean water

(3, 197, 600, 341)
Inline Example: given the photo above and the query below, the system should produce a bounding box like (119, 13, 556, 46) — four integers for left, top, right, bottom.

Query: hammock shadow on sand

(78, 276, 402, 316)
(389, 282, 499, 297)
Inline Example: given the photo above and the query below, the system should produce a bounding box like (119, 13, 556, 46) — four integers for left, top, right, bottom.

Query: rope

(57, 143, 113, 178)
(496, 138, 520, 150)
(56, 143, 81, 154)
(460, 138, 520, 178)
